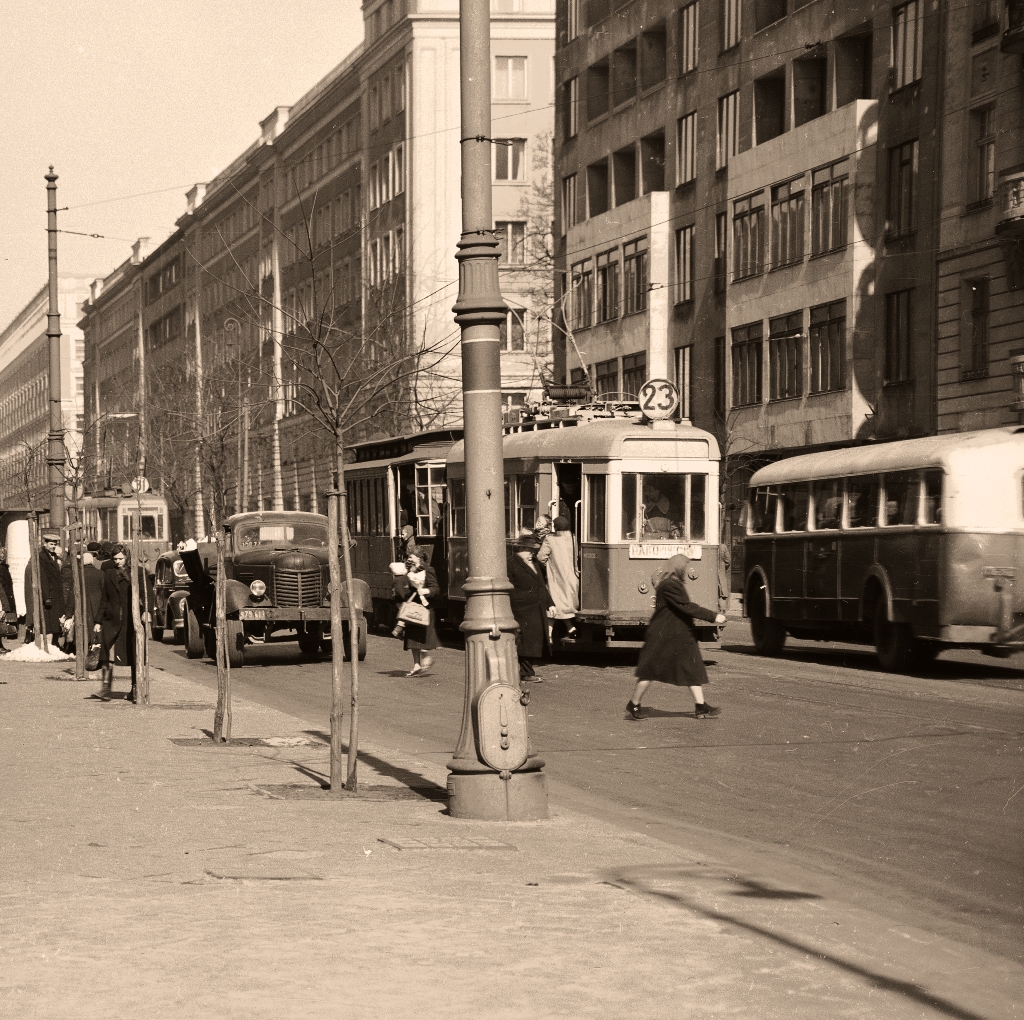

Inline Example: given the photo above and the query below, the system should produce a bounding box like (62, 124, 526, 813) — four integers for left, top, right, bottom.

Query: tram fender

(744, 566, 772, 617)
(859, 566, 895, 624)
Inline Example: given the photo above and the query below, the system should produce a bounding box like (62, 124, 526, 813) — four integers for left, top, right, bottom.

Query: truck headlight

(250, 580, 267, 599)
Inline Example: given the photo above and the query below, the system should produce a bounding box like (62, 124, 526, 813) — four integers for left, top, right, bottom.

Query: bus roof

(447, 419, 721, 466)
(749, 427, 1024, 486)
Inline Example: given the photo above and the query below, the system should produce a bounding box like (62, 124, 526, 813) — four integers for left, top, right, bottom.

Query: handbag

(85, 643, 102, 672)
(396, 600, 431, 627)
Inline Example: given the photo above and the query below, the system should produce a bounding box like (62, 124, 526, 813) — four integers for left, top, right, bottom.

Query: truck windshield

(234, 523, 329, 549)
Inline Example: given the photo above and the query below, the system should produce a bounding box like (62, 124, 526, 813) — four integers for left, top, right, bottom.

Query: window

(500, 307, 526, 351)
(393, 143, 405, 195)
(970, 108, 996, 204)
(769, 311, 803, 401)
(570, 259, 592, 329)
(717, 91, 739, 169)
(640, 131, 665, 193)
(595, 358, 619, 396)
(882, 471, 920, 526)
(675, 345, 693, 419)
(567, 0, 581, 39)
(779, 483, 810, 532)
(972, 0, 1000, 41)
(514, 474, 538, 531)
(587, 159, 610, 217)
(754, 70, 786, 143)
(771, 178, 805, 268)
(885, 289, 913, 383)
(586, 474, 607, 542)
(846, 475, 880, 528)
(755, 0, 786, 31)
(640, 22, 668, 89)
(564, 77, 579, 138)
(494, 56, 527, 100)
(495, 138, 526, 180)
(676, 112, 697, 185)
(449, 478, 467, 537)
(587, 57, 611, 120)
(723, 0, 741, 49)
(715, 212, 728, 293)
(612, 41, 638, 107)
(809, 300, 846, 393)
(811, 159, 849, 254)
(496, 221, 526, 264)
(811, 479, 843, 529)
(922, 469, 943, 525)
(596, 249, 620, 322)
(749, 487, 779, 533)
(613, 144, 637, 205)
(733, 192, 765, 280)
(891, 0, 924, 90)
(622, 237, 648, 314)
(369, 162, 380, 209)
(622, 351, 647, 397)
(562, 173, 578, 233)
(676, 224, 694, 302)
(415, 465, 446, 536)
(622, 472, 707, 541)
(680, 2, 699, 72)
(887, 140, 918, 236)
(962, 278, 990, 377)
(732, 321, 763, 407)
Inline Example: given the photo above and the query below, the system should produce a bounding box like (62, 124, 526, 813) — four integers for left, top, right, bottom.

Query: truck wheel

(225, 620, 244, 668)
(342, 616, 368, 661)
(357, 614, 367, 661)
(184, 603, 205, 659)
(203, 622, 217, 661)
(874, 602, 914, 672)
(298, 623, 322, 657)
(749, 582, 786, 656)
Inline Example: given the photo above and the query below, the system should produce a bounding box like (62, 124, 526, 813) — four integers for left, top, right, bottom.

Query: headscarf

(652, 553, 689, 588)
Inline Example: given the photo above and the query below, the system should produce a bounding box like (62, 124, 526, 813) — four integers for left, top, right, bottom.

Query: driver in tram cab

(642, 487, 674, 537)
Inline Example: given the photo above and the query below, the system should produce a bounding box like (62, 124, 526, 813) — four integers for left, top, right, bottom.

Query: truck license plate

(239, 608, 272, 620)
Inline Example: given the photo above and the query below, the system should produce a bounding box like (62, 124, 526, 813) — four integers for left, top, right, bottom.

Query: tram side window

(622, 473, 638, 539)
(846, 476, 880, 528)
(415, 466, 446, 536)
(811, 479, 842, 529)
(779, 483, 809, 532)
(586, 474, 606, 542)
(749, 487, 779, 533)
(449, 478, 467, 536)
(922, 469, 943, 525)
(517, 475, 538, 532)
(882, 471, 918, 526)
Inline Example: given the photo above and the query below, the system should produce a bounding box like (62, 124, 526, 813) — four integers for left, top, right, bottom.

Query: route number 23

(638, 378, 679, 420)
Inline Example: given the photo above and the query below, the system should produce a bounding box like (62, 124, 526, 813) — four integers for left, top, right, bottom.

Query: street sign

(638, 378, 679, 419)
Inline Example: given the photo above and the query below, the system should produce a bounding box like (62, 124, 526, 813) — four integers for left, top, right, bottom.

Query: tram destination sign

(629, 543, 703, 560)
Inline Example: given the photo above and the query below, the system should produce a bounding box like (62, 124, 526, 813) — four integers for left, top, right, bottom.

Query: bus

(80, 489, 172, 573)
(743, 427, 1024, 669)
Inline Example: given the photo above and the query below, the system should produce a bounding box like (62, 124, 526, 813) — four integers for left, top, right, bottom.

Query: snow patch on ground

(3, 642, 74, 662)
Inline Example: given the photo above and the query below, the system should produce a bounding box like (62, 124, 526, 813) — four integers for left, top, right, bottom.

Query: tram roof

(447, 419, 721, 466)
(749, 427, 1024, 486)
(345, 429, 462, 473)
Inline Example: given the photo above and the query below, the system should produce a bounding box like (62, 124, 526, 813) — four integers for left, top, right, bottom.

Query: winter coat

(0, 562, 15, 616)
(536, 531, 578, 620)
(82, 562, 105, 630)
(507, 552, 554, 659)
(25, 549, 74, 635)
(635, 574, 717, 687)
(393, 564, 439, 651)
(96, 567, 148, 667)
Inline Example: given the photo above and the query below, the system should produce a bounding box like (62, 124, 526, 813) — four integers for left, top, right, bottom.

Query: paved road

(147, 621, 1024, 966)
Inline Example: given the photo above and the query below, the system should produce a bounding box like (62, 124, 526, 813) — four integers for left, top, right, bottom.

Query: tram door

(553, 463, 583, 591)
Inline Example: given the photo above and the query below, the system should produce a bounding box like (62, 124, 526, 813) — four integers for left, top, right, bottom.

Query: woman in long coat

(628, 554, 726, 720)
(95, 544, 142, 702)
(392, 548, 439, 676)
(536, 516, 578, 638)
(507, 530, 554, 680)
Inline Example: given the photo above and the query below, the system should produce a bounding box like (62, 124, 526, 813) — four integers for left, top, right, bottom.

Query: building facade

(81, 0, 555, 536)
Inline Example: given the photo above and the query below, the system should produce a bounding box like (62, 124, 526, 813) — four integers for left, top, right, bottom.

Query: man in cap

(25, 529, 75, 647)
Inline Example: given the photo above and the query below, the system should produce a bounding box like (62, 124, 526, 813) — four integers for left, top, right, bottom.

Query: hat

(513, 528, 540, 550)
(86, 542, 102, 553)
(41, 529, 60, 542)
(553, 516, 570, 531)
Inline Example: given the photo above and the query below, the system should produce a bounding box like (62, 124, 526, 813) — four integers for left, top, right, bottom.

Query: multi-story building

(936, 1, 1024, 431)
(553, 0, 960, 575)
(0, 276, 92, 512)
(81, 0, 555, 536)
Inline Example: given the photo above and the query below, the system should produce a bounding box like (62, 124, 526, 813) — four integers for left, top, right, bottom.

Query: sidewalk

(1, 660, 1017, 1019)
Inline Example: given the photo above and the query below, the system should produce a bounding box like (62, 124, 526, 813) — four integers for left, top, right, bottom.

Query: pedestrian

(25, 529, 74, 648)
(507, 528, 553, 681)
(536, 515, 578, 640)
(0, 545, 16, 653)
(627, 554, 727, 720)
(398, 524, 416, 559)
(392, 547, 439, 676)
(81, 548, 105, 661)
(94, 543, 144, 702)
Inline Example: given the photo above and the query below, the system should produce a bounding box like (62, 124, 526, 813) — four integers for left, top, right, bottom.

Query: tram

(80, 487, 172, 572)
(346, 399, 724, 646)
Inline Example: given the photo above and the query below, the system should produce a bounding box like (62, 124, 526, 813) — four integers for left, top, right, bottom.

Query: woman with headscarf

(507, 529, 554, 681)
(627, 554, 726, 720)
(392, 547, 439, 676)
(536, 516, 578, 639)
(94, 544, 143, 702)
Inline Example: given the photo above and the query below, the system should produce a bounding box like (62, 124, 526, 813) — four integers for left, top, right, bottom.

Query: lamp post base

(447, 769, 548, 821)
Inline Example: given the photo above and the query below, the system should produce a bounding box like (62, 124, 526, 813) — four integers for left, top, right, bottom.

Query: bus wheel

(874, 603, 914, 672)
(298, 623, 322, 657)
(184, 604, 205, 659)
(749, 585, 786, 656)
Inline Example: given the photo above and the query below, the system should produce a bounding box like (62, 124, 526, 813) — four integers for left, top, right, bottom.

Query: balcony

(1002, 0, 1024, 52)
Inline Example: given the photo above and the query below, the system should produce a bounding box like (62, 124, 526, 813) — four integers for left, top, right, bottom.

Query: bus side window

(779, 483, 809, 532)
(846, 475, 880, 528)
(882, 471, 918, 526)
(922, 470, 943, 525)
(811, 480, 842, 530)
(749, 487, 778, 533)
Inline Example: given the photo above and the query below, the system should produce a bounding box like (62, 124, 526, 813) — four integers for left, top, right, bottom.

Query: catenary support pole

(44, 169, 65, 535)
(447, 0, 546, 819)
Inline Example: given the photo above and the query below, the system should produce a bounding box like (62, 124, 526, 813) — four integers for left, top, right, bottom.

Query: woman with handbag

(392, 548, 439, 676)
(94, 544, 145, 702)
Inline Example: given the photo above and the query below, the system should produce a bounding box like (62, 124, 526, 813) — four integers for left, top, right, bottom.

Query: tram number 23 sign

(638, 378, 679, 420)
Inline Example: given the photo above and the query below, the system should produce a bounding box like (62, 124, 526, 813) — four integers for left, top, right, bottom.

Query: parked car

(151, 550, 195, 644)
(179, 511, 370, 668)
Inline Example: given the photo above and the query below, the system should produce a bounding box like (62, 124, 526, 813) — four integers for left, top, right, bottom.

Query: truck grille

(274, 569, 321, 607)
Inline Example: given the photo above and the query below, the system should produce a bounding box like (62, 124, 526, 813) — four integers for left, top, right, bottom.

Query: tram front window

(622, 473, 706, 541)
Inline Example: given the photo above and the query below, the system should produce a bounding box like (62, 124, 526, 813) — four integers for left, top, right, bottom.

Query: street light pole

(45, 168, 65, 533)
(448, 0, 547, 819)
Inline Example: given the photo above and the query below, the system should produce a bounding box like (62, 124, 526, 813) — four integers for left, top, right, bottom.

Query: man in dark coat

(82, 545, 105, 639)
(0, 545, 15, 653)
(628, 554, 726, 720)
(507, 529, 554, 681)
(26, 529, 74, 645)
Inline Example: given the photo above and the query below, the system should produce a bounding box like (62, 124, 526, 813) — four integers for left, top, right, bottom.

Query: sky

(0, 1, 366, 330)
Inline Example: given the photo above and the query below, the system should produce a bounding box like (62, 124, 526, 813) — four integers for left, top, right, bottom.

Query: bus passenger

(626, 554, 727, 721)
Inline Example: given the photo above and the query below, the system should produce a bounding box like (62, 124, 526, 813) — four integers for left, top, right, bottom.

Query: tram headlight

(249, 579, 267, 599)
